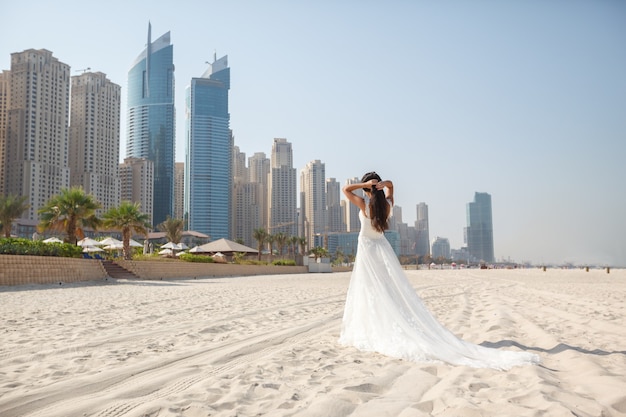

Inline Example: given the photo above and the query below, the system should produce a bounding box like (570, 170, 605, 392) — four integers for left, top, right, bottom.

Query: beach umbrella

(103, 242, 124, 250)
(193, 238, 258, 255)
(162, 242, 187, 250)
(82, 246, 104, 253)
(158, 248, 173, 256)
(77, 237, 101, 247)
(43, 237, 63, 243)
(128, 239, 143, 247)
(99, 237, 122, 246)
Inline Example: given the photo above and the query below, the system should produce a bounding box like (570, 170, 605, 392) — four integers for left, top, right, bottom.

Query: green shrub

(178, 253, 215, 263)
(0, 237, 83, 258)
(272, 259, 296, 266)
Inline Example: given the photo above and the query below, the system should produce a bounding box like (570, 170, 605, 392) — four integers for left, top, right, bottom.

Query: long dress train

(338, 207, 540, 370)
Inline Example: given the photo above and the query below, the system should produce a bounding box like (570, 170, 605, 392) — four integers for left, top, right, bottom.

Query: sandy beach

(1, 268, 625, 417)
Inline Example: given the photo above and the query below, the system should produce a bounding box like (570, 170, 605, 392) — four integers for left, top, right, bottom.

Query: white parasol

(129, 239, 143, 247)
(77, 237, 100, 247)
(104, 243, 124, 251)
(82, 246, 104, 252)
(99, 237, 122, 246)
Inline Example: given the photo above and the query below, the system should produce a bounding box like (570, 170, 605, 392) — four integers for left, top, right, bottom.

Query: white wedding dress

(338, 205, 540, 370)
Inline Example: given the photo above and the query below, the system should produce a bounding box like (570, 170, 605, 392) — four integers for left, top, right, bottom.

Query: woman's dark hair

(361, 171, 389, 233)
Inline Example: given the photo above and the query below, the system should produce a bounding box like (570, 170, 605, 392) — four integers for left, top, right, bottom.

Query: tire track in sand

(3, 306, 344, 417)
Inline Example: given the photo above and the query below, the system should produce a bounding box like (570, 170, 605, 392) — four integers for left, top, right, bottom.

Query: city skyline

(0, 1, 624, 266)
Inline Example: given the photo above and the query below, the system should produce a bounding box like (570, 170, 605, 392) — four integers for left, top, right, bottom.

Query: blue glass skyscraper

(185, 54, 231, 239)
(465, 192, 495, 263)
(127, 23, 175, 226)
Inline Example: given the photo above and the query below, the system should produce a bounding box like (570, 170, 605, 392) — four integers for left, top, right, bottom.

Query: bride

(338, 171, 540, 370)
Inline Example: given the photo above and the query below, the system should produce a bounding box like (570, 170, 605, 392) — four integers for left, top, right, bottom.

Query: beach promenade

(1, 268, 625, 416)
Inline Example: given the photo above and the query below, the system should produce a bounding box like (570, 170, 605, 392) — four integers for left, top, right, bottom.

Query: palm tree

(334, 248, 345, 266)
(253, 228, 268, 261)
(298, 236, 307, 256)
(310, 246, 329, 261)
(0, 194, 30, 238)
(266, 234, 275, 259)
(38, 187, 101, 244)
(274, 232, 288, 258)
(288, 235, 298, 257)
(102, 201, 151, 260)
(157, 216, 184, 244)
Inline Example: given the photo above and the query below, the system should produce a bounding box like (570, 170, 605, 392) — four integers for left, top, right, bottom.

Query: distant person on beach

(338, 171, 540, 370)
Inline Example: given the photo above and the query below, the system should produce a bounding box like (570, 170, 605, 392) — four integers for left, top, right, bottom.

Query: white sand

(1, 268, 625, 417)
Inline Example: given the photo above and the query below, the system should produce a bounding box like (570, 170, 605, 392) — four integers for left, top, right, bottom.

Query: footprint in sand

(344, 383, 384, 394)
(469, 382, 490, 392)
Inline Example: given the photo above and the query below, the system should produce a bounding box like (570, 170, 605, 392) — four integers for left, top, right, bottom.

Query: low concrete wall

(308, 263, 333, 273)
(0, 255, 107, 286)
(115, 260, 308, 280)
(0, 255, 350, 286)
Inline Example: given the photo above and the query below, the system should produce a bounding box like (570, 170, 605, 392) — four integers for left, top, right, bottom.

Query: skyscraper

(300, 160, 326, 249)
(390, 205, 412, 256)
(69, 71, 121, 214)
(326, 177, 344, 233)
(431, 236, 451, 259)
(232, 145, 247, 184)
(4, 49, 71, 221)
(268, 138, 297, 237)
(119, 157, 154, 224)
(465, 192, 494, 263)
(415, 202, 430, 257)
(232, 146, 261, 247)
(126, 23, 175, 227)
(248, 152, 270, 230)
(0, 70, 9, 195)
(344, 177, 362, 232)
(184, 54, 231, 240)
(173, 162, 184, 220)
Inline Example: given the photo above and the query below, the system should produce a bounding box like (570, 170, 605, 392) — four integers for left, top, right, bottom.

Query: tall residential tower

(0, 70, 9, 195)
(119, 157, 154, 224)
(465, 192, 495, 263)
(69, 71, 121, 214)
(344, 177, 362, 232)
(326, 177, 344, 233)
(300, 160, 326, 250)
(268, 138, 297, 237)
(4, 49, 71, 221)
(184, 54, 231, 239)
(126, 23, 175, 226)
(415, 202, 430, 257)
(248, 152, 270, 230)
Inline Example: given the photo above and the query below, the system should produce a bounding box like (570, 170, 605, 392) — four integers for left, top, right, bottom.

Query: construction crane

(75, 67, 91, 74)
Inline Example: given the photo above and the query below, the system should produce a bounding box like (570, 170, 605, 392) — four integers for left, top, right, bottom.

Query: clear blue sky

(2, 0, 625, 266)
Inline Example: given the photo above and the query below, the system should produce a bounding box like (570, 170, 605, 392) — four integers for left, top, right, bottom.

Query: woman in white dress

(338, 171, 540, 370)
